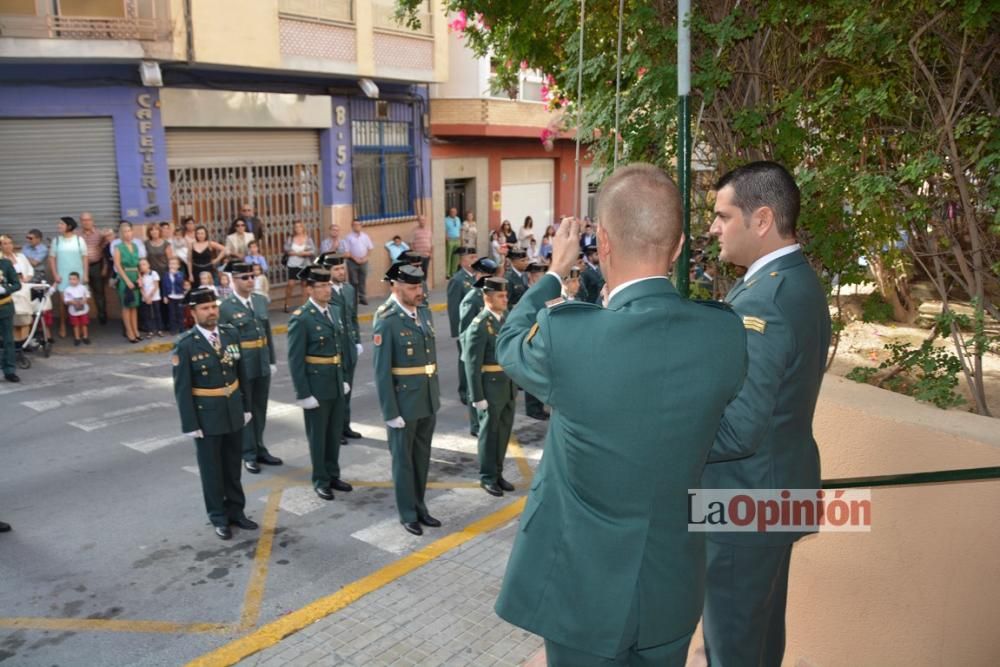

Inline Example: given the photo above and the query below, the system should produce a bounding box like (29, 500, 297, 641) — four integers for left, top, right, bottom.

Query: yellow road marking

(509, 436, 535, 485)
(238, 488, 283, 631)
(0, 617, 232, 634)
(187, 496, 526, 667)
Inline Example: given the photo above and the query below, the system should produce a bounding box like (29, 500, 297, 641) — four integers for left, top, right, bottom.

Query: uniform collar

(195, 324, 219, 340)
(307, 297, 328, 313)
(390, 293, 417, 319)
(744, 244, 801, 281)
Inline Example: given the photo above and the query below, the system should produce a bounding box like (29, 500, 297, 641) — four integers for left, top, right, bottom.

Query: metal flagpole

(675, 0, 692, 297)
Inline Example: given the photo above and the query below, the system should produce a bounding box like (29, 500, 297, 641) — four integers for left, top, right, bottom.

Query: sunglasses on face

(237, 274, 254, 280)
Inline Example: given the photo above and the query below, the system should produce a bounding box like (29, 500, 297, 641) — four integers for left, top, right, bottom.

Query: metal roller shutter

(166, 129, 320, 166)
(0, 117, 119, 244)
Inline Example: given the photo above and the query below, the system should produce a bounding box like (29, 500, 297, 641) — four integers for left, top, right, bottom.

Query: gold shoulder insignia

(545, 297, 565, 308)
(743, 316, 767, 334)
(745, 279, 757, 289)
(770, 271, 779, 277)
(292, 308, 302, 316)
(525, 322, 540, 344)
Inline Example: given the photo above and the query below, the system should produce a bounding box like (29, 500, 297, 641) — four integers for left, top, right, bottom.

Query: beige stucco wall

(687, 376, 1000, 667)
(190, 0, 281, 69)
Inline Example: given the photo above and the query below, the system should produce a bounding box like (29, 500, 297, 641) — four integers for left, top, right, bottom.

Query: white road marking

(68, 401, 175, 432)
(182, 465, 200, 476)
(33, 356, 94, 370)
(265, 486, 328, 517)
(122, 433, 190, 453)
(22, 383, 148, 412)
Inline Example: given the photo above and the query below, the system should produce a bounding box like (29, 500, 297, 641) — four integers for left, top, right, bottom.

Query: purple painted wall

(0, 84, 171, 224)
(323, 96, 353, 207)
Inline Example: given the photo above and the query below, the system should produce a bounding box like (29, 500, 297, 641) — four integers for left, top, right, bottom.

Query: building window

(487, 58, 545, 103)
(351, 119, 415, 220)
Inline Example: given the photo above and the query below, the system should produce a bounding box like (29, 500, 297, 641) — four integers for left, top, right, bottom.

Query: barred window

(351, 120, 414, 220)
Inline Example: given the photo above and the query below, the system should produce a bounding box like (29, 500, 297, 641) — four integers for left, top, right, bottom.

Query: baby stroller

(15, 282, 54, 369)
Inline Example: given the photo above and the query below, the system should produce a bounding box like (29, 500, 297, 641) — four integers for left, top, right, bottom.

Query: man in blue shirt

(385, 235, 410, 262)
(444, 207, 462, 278)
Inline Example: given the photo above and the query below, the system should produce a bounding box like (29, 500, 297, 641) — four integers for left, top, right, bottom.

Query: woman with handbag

(114, 222, 142, 343)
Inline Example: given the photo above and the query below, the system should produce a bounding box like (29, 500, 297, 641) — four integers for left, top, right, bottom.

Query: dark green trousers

(477, 396, 514, 484)
(343, 362, 356, 431)
(703, 541, 793, 667)
(194, 430, 246, 527)
(0, 312, 14, 376)
(545, 632, 693, 666)
(456, 339, 468, 402)
(525, 390, 546, 417)
(241, 374, 271, 462)
(387, 415, 435, 523)
(304, 397, 345, 488)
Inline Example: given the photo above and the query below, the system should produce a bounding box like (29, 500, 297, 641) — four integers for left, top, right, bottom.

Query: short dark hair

(27, 228, 42, 239)
(69, 271, 80, 279)
(715, 161, 800, 238)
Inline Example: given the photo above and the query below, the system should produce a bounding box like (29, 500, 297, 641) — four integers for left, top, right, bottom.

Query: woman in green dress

(114, 221, 142, 343)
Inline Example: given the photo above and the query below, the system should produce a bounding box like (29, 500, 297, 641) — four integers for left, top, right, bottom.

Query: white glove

(269, 364, 277, 375)
(0, 285, 6, 295)
(343, 382, 351, 394)
(355, 343, 363, 356)
(244, 412, 252, 425)
(184, 429, 204, 439)
(473, 399, 488, 410)
(298, 396, 320, 409)
(386, 416, 406, 428)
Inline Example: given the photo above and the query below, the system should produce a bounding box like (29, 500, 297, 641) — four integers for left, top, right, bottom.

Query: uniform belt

(0, 295, 11, 307)
(305, 354, 341, 365)
(240, 337, 267, 349)
(391, 364, 437, 377)
(191, 380, 240, 397)
(481, 364, 504, 373)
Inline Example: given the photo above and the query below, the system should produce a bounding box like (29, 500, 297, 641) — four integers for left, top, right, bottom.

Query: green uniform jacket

(703, 249, 831, 545)
(332, 283, 360, 370)
(579, 261, 605, 304)
(0, 258, 21, 319)
(457, 287, 484, 334)
(218, 293, 275, 379)
(287, 300, 346, 402)
(504, 267, 528, 307)
(447, 268, 476, 338)
(494, 274, 747, 657)
(172, 325, 251, 436)
(461, 309, 515, 404)
(372, 299, 440, 421)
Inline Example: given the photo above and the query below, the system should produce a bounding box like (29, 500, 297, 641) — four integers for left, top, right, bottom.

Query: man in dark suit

(503, 248, 530, 307)
(579, 244, 605, 304)
(495, 164, 748, 666)
(701, 161, 832, 667)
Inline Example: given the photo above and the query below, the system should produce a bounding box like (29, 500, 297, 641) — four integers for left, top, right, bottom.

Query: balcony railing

(0, 0, 170, 41)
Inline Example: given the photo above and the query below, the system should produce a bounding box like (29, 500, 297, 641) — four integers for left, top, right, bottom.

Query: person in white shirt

(62, 271, 91, 345)
(138, 258, 163, 338)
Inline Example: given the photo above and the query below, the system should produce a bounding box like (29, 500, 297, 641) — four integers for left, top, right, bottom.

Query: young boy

(63, 272, 91, 346)
(244, 241, 269, 272)
(162, 256, 186, 334)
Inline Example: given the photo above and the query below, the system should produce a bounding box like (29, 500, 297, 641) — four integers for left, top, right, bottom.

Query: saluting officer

(504, 248, 530, 307)
(372, 264, 441, 536)
(287, 265, 353, 501)
(579, 243, 605, 304)
(319, 252, 364, 443)
(218, 261, 282, 474)
(447, 246, 478, 408)
(461, 277, 516, 497)
(171, 286, 256, 540)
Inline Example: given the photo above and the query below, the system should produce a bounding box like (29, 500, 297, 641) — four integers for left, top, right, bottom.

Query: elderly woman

(1, 234, 35, 341)
(282, 220, 316, 312)
(114, 222, 142, 343)
(48, 216, 88, 339)
(224, 217, 256, 262)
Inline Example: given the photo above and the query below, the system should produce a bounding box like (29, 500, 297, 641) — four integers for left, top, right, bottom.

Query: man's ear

(670, 232, 686, 264)
(753, 206, 776, 238)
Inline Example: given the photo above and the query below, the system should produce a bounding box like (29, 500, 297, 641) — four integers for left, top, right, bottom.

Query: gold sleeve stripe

(743, 316, 767, 334)
(525, 323, 540, 344)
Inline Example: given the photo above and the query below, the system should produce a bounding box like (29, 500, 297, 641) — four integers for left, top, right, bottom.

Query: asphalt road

(0, 307, 543, 666)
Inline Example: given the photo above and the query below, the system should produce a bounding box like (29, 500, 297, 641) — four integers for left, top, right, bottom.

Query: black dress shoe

(481, 481, 504, 497)
(4, 374, 20, 383)
(330, 478, 353, 492)
(314, 486, 334, 501)
(418, 514, 441, 528)
(343, 427, 362, 439)
(257, 453, 283, 465)
(0, 521, 11, 533)
(340, 436, 348, 445)
(244, 460, 261, 474)
(497, 477, 515, 492)
(460, 396, 468, 406)
(402, 521, 423, 536)
(230, 516, 258, 530)
(527, 411, 550, 421)
(471, 429, 479, 437)
(214, 525, 232, 540)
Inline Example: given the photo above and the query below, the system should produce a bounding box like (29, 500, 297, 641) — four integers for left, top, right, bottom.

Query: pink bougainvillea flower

(637, 67, 648, 78)
(448, 9, 467, 32)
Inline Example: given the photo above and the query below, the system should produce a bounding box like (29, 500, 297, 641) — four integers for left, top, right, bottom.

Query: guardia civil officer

(372, 264, 441, 536)
(457, 257, 501, 436)
(521, 261, 549, 421)
(171, 286, 257, 540)
(494, 164, 748, 665)
(218, 261, 282, 474)
(0, 256, 21, 382)
(447, 246, 478, 407)
(319, 252, 363, 443)
(287, 265, 352, 501)
(578, 243, 605, 304)
(701, 161, 832, 667)
(461, 277, 516, 497)
(503, 247, 530, 307)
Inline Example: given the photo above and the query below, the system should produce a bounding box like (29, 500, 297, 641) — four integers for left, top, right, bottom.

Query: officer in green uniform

(0, 257, 22, 382)
(522, 261, 550, 421)
(287, 265, 353, 501)
(372, 264, 441, 537)
(218, 261, 282, 474)
(171, 286, 257, 540)
(447, 246, 478, 407)
(579, 244, 605, 304)
(504, 247, 530, 307)
(320, 252, 363, 443)
(457, 257, 501, 436)
(494, 165, 748, 666)
(461, 277, 516, 497)
(702, 161, 832, 667)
